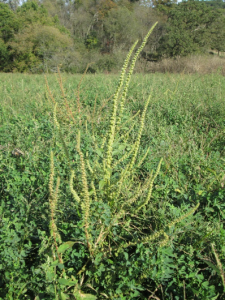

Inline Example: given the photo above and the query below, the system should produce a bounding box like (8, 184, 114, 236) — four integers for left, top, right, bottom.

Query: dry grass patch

(138, 54, 225, 75)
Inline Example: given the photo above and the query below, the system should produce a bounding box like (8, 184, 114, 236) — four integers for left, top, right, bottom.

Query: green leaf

(46, 271, 55, 281)
(58, 263, 64, 270)
(78, 293, 97, 300)
(200, 259, 221, 275)
(99, 179, 106, 190)
(58, 278, 77, 286)
(211, 294, 220, 300)
(202, 281, 209, 288)
(124, 252, 128, 260)
(46, 284, 55, 294)
(58, 241, 75, 253)
(51, 260, 59, 266)
(60, 291, 69, 300)
(107, 259, 114, 264)
(96, 149, 103, 157)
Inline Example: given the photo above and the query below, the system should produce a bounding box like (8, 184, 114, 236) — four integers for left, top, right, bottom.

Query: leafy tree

(0, 2, 20, 70)
(133, 3, 167, 59)
(16, 0, 54, 26)
(153, 0, 177, 8)
(8, 24, 72, 72)
(103, 6, 139, 52)
(204, 0, 225, 9)
(158, 0, 221, 57)
(209, 13, 225, 55)
(97, 0, 117, 20)
(0, 2, 18, 42)
(85, 32, 99, 49)
(0, 0, 20, 11)
(0, 38, 9, 69)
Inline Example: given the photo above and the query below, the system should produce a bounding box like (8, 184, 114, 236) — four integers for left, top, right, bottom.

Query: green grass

(1, 71, 225, 299)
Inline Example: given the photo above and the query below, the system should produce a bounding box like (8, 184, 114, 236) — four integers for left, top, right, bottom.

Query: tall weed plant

(44, 22, 199, 299)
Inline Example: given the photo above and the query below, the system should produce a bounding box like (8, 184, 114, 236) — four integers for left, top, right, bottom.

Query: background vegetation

(1, 67, 225, 298)
(0, 0, 225, 73)
(1, 2, 225, 300)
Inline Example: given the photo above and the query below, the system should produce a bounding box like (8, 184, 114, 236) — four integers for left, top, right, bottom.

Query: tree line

(0, 0, 225, 73)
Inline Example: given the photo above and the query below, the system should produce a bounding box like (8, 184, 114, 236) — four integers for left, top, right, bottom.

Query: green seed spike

(168, 202, 200, 229)
(91, 181, 98, 202)
(117, 118, 138, 144)
(118, 22, 158, 124)
(70, 170, 80, 204)
(137, 147, 150, 168)
(112, 143, 136, 169)
(53, 103, 71, 166)
(76, 130, 93, 254)
(137, 158, 163, 212)
(129, 95, 151, 171)
(114, 163, 130, 204)
(106, 40, 138, 173)
(121, 171, 153, 209)
(120, 203, 200, 251)
(49, 151, 55, 199)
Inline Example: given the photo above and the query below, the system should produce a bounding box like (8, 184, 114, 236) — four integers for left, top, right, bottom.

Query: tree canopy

(0, 0, 224, 73)
(158, 0, 223, 56)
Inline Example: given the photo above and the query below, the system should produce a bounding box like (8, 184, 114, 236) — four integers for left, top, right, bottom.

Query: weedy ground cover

(1, 36, 225, 299)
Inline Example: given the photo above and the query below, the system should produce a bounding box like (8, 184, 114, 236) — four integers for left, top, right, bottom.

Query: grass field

(1, 71, 225, 299)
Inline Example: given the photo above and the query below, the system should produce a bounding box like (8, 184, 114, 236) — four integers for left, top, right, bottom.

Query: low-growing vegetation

(1, 25, 225, 299)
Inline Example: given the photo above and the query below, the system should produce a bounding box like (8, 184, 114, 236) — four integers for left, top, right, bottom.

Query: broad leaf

(58, 242, 75, 253)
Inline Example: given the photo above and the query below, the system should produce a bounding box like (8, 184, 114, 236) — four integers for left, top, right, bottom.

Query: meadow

(1, 66, 225, 299)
